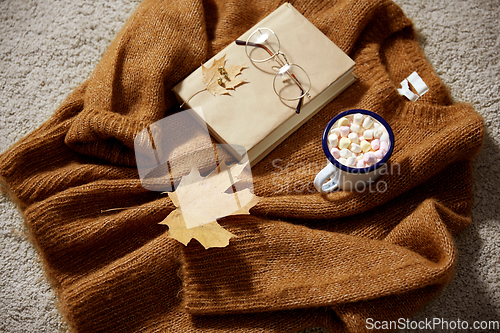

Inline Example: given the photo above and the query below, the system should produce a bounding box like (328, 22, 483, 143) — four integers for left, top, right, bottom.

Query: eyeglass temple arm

(235, 40, 274, 56)
(287, 70, 305, 114)
(235, 40, 304, 114)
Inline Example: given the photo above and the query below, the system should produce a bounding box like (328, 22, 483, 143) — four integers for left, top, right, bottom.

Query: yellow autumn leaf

(160, 209, 234, 249)
(160, 161, 259, 249)
(201, 55, 247, 96)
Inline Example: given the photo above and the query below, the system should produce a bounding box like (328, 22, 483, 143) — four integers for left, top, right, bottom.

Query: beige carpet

(0, 0, 498, 331)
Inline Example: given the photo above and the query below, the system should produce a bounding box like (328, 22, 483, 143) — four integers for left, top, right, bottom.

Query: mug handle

(314, 162, 340, 194)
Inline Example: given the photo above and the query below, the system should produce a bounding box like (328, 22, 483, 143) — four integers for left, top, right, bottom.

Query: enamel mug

(314, 109, 395, 193)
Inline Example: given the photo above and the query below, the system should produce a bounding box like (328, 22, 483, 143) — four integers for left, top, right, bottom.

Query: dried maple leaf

(160, 208, 235, 249)
(201, 55, 247, 96)
(160, 161, 259, 249)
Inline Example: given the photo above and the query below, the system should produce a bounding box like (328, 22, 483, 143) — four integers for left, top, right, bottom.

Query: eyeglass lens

(245, 28, 280, 62)
(273, 63, 311, 101)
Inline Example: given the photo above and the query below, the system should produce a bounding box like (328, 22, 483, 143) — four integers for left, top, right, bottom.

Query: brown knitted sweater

(0, 0, 484, 332)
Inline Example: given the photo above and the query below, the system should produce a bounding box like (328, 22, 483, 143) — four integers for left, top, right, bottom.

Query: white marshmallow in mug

(345, 156, 356, 166)
(340, 148, 352, 158)
(373, 128, 384, 139)
(328, 134, 338, 147)
(348, 132, 359, 144)
(363, 129, 374, 140)
(331, 127, 340, 137)
(362, 116, 374, 129)
(349, 143, 362, 153)
(350, 124, 361, 134)
(353, 113, 364, 125)
(380, 132, 390, 142)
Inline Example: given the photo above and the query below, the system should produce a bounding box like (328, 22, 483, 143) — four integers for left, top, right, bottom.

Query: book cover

(173, 3, 356, 166)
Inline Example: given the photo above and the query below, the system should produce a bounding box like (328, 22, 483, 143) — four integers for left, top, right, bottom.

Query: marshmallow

(331, 147, 340, 159)
(346, 156, 356, 166)
(380, 140, 389, 153)
(350, 124, 361, 134)
(356, 160, 365, 168)
(349, 143, 362, 153)
(371, 139, 380, 150)
(364, 152, 376, 165)
(331, 128, 340, 137)
(340, 126, 350, 137)
(360, 140, 372, 153)
(363, 130, 374, 140)
(338, 157, 347, 165)
(348, 132, 359, 144)
(373, 122, 380, 129)
(338, 117, 350, 126)
(374, 150, 384, 159)
(356, 154, 364, 161)
(328, 134, 338, 147)
(353, 113, 364, 125)
(339, 137, 351, 149)
(380, 132, 389, 142)
(340, 148, 352, 158)
(373, 128, 384, 139)
(362, 116, 374, 129)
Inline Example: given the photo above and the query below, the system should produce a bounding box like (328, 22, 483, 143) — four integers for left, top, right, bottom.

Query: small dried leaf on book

(160, 161, 259, 249)
(202, 55, 247, 96)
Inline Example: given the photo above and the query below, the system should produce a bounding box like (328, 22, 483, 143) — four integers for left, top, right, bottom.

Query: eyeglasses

(235, 27, 311, 114)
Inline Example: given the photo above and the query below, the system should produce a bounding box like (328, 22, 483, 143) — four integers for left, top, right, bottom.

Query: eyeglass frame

(235, 27, 311, 114)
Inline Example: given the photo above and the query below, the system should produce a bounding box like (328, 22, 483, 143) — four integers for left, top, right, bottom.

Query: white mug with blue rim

(314, 109, 395, 193)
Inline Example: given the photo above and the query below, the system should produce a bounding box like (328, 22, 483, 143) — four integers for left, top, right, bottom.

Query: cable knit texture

(0, 0, 484, 332)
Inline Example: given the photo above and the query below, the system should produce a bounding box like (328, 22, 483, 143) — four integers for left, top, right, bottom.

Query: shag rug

(0, 0, 498, 332)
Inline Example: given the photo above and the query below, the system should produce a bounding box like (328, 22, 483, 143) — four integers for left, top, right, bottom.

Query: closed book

(173, 3, 356, 166)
